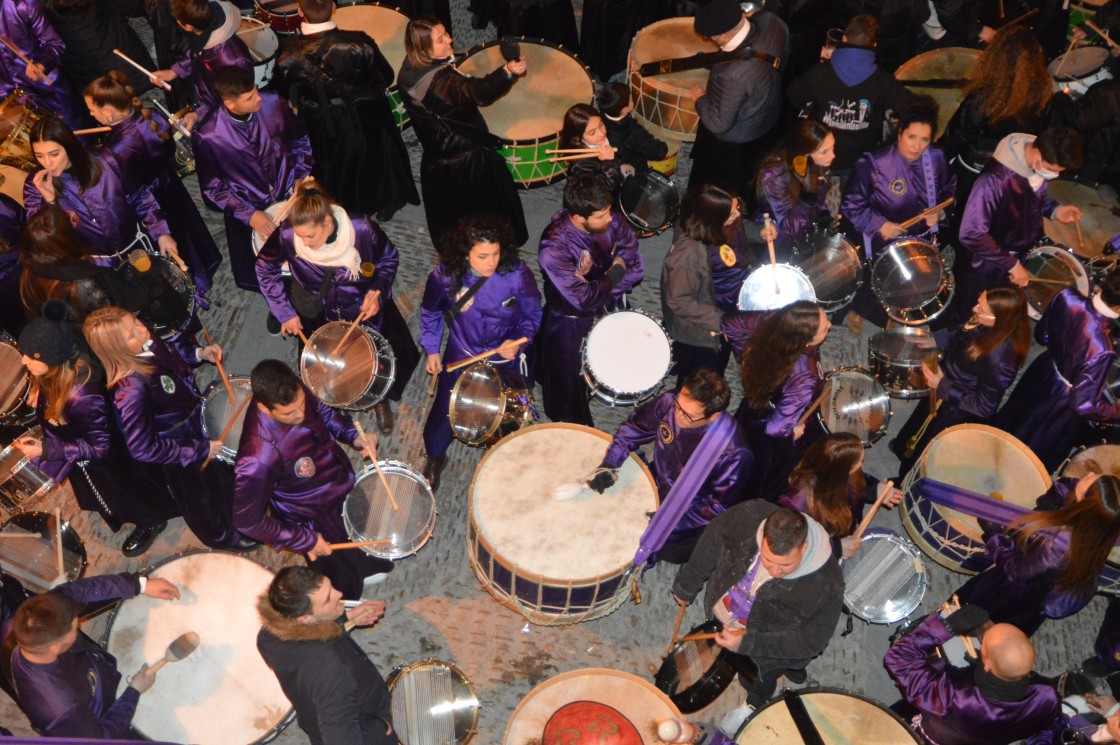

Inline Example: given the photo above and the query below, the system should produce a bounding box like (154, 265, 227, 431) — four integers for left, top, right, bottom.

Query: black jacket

(603, 115, 669, 174)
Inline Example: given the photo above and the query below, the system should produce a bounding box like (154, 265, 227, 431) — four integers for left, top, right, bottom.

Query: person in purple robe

(256, 182, 420, 435)
(149, 0, 253, 122)
(194, 66, 314, 293)
(82, 306, 256, 552)
(0, 0, 83, 127)
(419, 214, 541, 491)
(893, 286, 1030, 478)
(723, 300, 829, 500)
(13, 302, 178, 556)
(777, 432, 901, 558)
(884, 605, 1062, 745)
(234, 359, 394, 600)
(956, 473, 1120, 636)
(592, 368, 753, 564)
(23, 117, 180, 269)
(84, 72, 222, 298)
(841, 95, 956, 329)
(5, 571, 181, 738)
(536, 174, 642, 426)
(997, 279, 1120, 472)
(755, 119, 836, 258)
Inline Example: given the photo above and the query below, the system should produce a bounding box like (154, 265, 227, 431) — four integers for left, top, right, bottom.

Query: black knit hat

(18, 301, 77, 366)
(695, 0, 746, 37)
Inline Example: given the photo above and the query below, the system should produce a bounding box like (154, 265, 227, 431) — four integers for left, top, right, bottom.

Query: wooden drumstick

(763, 213, 780, 295)
(1074, 219, 1086, 254)
(1025, 276, 1072, 285)
(676, 628, 747, 644)
(1003, 7, 1039, 28)
(667, 598, 688, 656)
(297, 328, 327, 366)
(1, 36, 53, 86)
(354, 420, 399, 512)
(0, 532, 42, 539)
(795, 388, 829, 429)
(201, 394, 251, 471)
(53, 508, 64, 582)
(1053, 37, 1079, 80)
(72, 126, 112, 136)
(948, 594, 978, 658)
(427, 370, 439, 397)
(1086, 20, 1120, 51)
(113, 48, 171, 91)
(330, 315, 363, 356)
(546, 147, 600, 154)
(548, 152, 602, 163)
(271, 190, 301, 225)
(445, 337, 530, 373)
(898, 197, 955, 230)
(853, 480, 893, 540)
(202, 330, 236, 407)
(328, 539, 394, 550)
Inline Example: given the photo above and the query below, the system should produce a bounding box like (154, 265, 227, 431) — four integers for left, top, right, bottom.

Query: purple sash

(920, 150, 939, 237)
(632, 412, 737, 566)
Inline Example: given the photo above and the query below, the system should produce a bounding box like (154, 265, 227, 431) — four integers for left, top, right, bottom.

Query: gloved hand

(944, 603, 990, 636)
(977, 518, 1005, 541)
(586, 466, 618, 494)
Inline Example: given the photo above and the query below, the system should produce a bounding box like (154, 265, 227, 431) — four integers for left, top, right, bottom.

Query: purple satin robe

(169, 4, 253, 122)
(0, 0, 81, 127)
(759, 162, 831, 255)
(704, 231, 756, 311)
(884, 613, 1062, 745)
(841, 143, 956, 256)
(602, 393, 752, 534)
(34, 379, 110, 484)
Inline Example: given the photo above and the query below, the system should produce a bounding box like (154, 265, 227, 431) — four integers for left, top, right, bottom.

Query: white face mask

(1031, 153, 1059, 181)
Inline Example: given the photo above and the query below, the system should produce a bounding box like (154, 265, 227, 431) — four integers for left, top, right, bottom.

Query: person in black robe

(42, 0, 154, 96)
(579, 0, 677, 83)
(276, 0, 419, 221)
(472, 0, 578, 50)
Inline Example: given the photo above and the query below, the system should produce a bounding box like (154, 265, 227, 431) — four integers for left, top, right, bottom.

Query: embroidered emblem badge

(719, 244, 737, 267)
(890, 178, 907, 196)
(295, 456, 316, 478)
(659, 422, 674, 445)
(159, 375, 175, 394)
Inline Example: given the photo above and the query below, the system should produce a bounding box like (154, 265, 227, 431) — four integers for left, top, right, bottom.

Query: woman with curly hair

(418, 215, 542, 490)
(755, 119, 836, 256)
(721, 299, 829, 498)
(778, 433, 902, 558)
(956, 472, 1120, 636)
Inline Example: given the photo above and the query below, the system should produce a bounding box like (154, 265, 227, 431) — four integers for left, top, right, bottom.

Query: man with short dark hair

(591, 368, 752, 564)
(194, 67, 313, 292)
(672, 502, 844, 735)
(233, 359, 393, 599)
(257, 566, 394, 745)
(536, 174, 643, 425)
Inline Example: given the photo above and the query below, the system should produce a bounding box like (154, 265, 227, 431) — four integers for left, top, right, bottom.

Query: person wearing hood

(149, 0, 253, 123)
(786, 15, 915, 175)
(672, 504, 844, 735)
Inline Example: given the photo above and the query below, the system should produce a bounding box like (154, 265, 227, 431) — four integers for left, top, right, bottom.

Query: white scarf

(293, 206, 360, 280)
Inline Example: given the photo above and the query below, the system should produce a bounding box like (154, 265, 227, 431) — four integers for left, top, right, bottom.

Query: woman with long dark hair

(558, 102, 624, 196)
(956, 473, 1120, 636)
(893, 286, 1030, 477)
(755, 119, 836, 256)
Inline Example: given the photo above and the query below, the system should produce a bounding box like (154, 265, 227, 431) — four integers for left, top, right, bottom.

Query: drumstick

(549, 153, 602, 163)
(1053, 37, 1079, 80)
(998, 0, 1004, 18)
(763, 213, 780, 295)
(297, 328, 327, 366)
(427, 370, 439, 397)
(201, 394, 251, 471)
(72, 126, 112, 136)
(546, 148, 601, 154)
(113, 49, 171, 91)
(1025, 276, 1072, 285)
(853, 480, 893, 540)
(1085, 20, 1120, 51)
(1, 36, 53, 86)
(1003, 7, 1039, 28)
(327, 539, 394, 550)
(445, 337, 530, 373)
(950, 594, 978, 658)
(271, 190, 301, 225)
(898, 197, 955, 230)
(53, 508, 64, 581)
(667, 598, 688, 656)
(795, 388, 829, 429)
(1075, 219, 1086, 254)
(354, 420, 399, 512)
(676, 628, 747, 644)
(0, 532, 42, 539)
(330, 315, 363, 356)
(202, 330, 237, 408)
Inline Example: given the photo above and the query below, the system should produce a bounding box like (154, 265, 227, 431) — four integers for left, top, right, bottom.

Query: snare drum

(628, 18, 719, 142)
(1059, 444, 1120, 595)
(506, 668, 682, 743)
(792, 230, 863, 311)
(1045, 180, 1120, 257)
(871, 237, 955, 325)
(0, 163, 27, 205)
(868, 326, 940, 399)
(901, 423, 1052, 573)
(895, 48, 982, 137)
(1050, 46, 1114, 98)
(1023, 242, 1090, 320)
(618, 170, 680, 237)
(0, 339, 31, 425)
(0, 431, 57, 516)
(122, 252, 197, 340)
(468, 423, 658, 625)
(654, 619, 739, 713)
(301, 322, 396, 410)
(457, 39, 594, 187)
(334, 4, 412, 129)
(733, 688, 921, 743)
(842, 528, 927, 624)
(0, 511, 85, 592)
(239, 17, 280, 89)
(736, 264, 816, 311)
(0, 89, 46, 171)
(387, 660, 479, 745)
(449, 361, 534, 447)
(819, 367, 892, 446)
(104, 551, 293, 745)
(254, 0, 300, 34)
(342, 460, 436, 559)
(200, 375, 252, 465)
(581, 310, 672, 406)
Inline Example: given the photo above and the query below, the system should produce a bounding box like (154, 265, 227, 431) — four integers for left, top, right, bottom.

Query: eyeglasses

(674, 397, 706, 423)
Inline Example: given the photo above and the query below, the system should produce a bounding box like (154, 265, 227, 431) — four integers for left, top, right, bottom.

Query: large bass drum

(627, 18, 719, 142)
(733, 688, 921, 743)
(871, 237, 954, 326)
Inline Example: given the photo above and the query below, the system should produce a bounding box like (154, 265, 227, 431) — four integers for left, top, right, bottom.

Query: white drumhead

(585, 311, 671, 394)
(735, 689, 920, 743)
(334, 5, 410, 73)
(470, 424, 658, 580)
(106, 552, 291, 745)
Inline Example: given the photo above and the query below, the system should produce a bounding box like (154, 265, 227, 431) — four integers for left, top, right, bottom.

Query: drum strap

(783, 691, 826, 745)
(636, 45, 781, 77)
(445, 274, 489, 323)
(920, 151, 939, 237)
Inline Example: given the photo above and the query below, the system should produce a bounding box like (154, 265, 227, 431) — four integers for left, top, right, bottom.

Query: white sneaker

(363, 573, 389, 586)
(718, 701, 755, 737)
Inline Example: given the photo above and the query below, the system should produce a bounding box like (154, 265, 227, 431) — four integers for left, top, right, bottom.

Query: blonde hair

(33, 357, 93, 425)
(83, 308, 153, 386)
(288, 179, 335, 227)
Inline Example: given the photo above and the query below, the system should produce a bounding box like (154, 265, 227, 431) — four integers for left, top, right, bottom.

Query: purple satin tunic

(0, 0, 81, 126)
(538, 209, 643, 316)
(34, 379, 111, 484)
(960, 161, 1058, 277)
(759, 162, 831, 254)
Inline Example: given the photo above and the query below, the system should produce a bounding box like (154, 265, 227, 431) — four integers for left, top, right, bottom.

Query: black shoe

(229, 536, 261, 553)
(122, 521, 167, 557)
(784, 667, 808, 685)
(373, 401, 394, 434)
(265, 314, 281, 336)
(1083, 656, 1116, 677)
(374, 206, 398, 222)
(422, 454, 446, 492)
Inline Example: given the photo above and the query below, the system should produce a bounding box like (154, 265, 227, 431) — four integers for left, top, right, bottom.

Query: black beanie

(695, 0, 745, 37)
(18, 301, 77, 366)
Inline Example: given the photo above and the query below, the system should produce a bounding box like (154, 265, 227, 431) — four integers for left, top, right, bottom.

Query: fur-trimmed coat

(256, 597, 395, 745)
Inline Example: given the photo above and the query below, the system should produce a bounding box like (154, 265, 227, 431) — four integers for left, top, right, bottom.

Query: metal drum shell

(867, 326, 940, 400)
(871, 237, 955, 326)
(449, 362, 534, 447)
(618, 169, 680, 238)
(0, 511, 85, 592)
(792, 230, 864, 312)
(0, 429, 58, 517)
(1022, 242, 1091, 321)
(200, 375, 253, 465)
(386, 659, 480, 745)
(0, 339, 31, 425)
(841, 527, 927, 624)
(653, 619, 739, 714)
(300, 322, 396, 411)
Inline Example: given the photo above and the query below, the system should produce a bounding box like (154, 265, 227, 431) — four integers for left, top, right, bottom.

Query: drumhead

(0, 340, 29, 417)
(1023, 244, 1089, 319)
(0, 163, 26, 205)
(104, 551, 292, 745)
(200, 376, 253, 464)
(628, 18, 718, 140)
(457, 39, 594, 143)
(0, 511, 85, 593)
(585, 310, 671, 395)
(470, 424, 658, 583)
(619, 170, 680, 236)
(1049, 47, 1110, 79)
(388, 660, 479, 745)
(894, 47, 982, 136)
(737, 264, 816, 311)
(343, 461, 436, 559)
(871, 238, 945, 312)
(238, 18, 278, 63)
(734, 688, 921, 743)
(793, 231, 863, 310)
(867, 327, 938, 367)
(504, 668, 680, 744)
(334, 4, 410, 73)
(841, 528, 927, 624)
(300, 321, 381, 407)
(820, 368, 891, 445)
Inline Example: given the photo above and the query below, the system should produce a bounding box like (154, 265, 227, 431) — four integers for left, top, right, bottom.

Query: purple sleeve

(362, 220, 398, 297)
(194, 134, 255, 225)
(539, 238, 614, 310)
(841, 154, 888, 237)
(283, 107, 314, 181)
(255, 229, 299, 323)
(171, 53, 191, 80)
(53, 572, 140, 605)
(937, 345, 1020, 419)
(720, 310, 765, 360)
(317, 396, 358, 447)
(613, 219, 643, 296)
(884, 613, 958, 717)
(112, 378, 208, 467)
(19, 0, 65, 71)
(122, 182, 170, 240)
(762, 165, 813, 239)
(699, 442, 753, 519)
(960, 172, 1017, 273)
(40, 393, 111, 465)
(419, 268, 449, 355)
(515, 263, 543, 340)
(766, 357, 820, 440)
(233, 437, 317, 552)
(23, 171, 44, 215)
(1071, 347, 1120, 422)
(603, 396, 667, 468)
(986, 532, 1062, 584)
(21, 681, 140, 739)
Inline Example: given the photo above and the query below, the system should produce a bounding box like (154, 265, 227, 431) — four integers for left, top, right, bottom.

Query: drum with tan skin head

(333, 3, 412, 129)
(627, 18, 719, 143)
(734, 688, 921, 743)
(894, 48, 982, 138)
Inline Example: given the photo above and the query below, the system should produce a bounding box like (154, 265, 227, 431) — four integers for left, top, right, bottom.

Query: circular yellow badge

(658, 422, 675, 445)
(719, 244, 737, 267)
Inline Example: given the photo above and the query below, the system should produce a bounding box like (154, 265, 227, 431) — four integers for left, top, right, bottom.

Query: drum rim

(448, 361, 518, 444)
(200, 374, 252, 463)
(791, 234, 864, 303)
(457, 36, 593, 147)
(733, 686, 922, 742)
(333, 2, 411, 89)
(736, 263, 817, 311)
(1023, 243, 1090, 317)
(0, 510, 86, 584)
(0, 339, 30, 415)
(583, 309, 673, 395)
(134, 252, 197, 337)
(387, 658, 480, 745)
(253, 0, 299, 16)
(346, 459, 436, 559)
(871, 237, 946, 300)
(867, 326, 938, 366)
(840, 528, 927, 623)
(627, 17, 719, 95)
(618, 170, 682, 237)
(467, 422, 660, 586)
(238, 17, 280, 62)
(893, 46, 983, 79)
(299, 320, 387, 408)
(820, 365, 892, 443)
(503, 667, 681, 745)
(654, 618, 738, 712)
